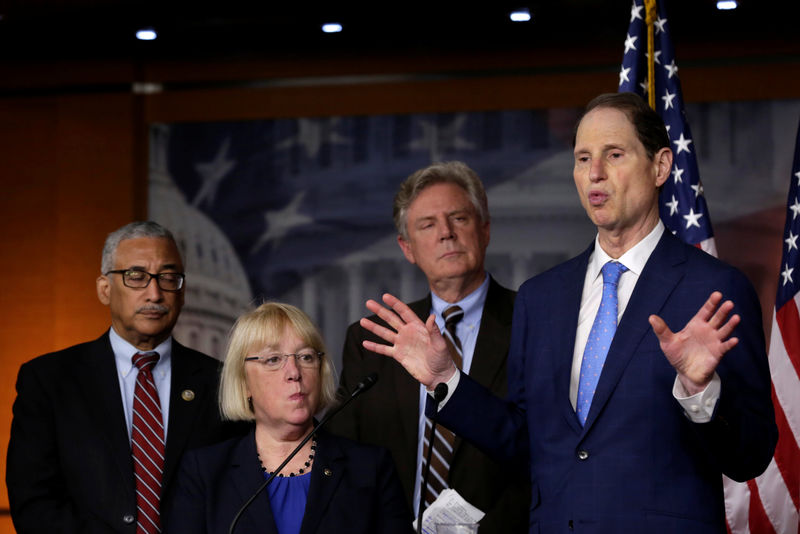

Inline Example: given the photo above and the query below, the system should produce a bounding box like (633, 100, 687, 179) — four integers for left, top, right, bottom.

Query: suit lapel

(299, 430, 345, 534)
(162, 341, 214, 490)
(468, 277, 513, 391)
(555, 249, 593, 433)
(230, 431, 279, 533)
(76, 333, 136, 497)
(582, 232, 687, 430)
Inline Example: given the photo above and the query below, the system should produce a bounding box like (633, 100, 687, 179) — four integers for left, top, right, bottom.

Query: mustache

(136, 304, 169, 314)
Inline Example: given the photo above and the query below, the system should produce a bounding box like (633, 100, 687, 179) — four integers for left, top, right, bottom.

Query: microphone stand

(416, 382, 449, 534)
(227, 373, 378, 534)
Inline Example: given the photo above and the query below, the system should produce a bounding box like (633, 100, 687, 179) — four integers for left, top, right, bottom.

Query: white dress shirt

(439, 222, 720, 423)
(413, 273, 490, 515)
(110, 327, 173, 440)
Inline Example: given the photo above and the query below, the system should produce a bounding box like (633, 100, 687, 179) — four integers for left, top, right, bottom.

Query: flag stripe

(770, 382, 800, 512)
(772, 305, 800, 465)
(777, 296, 800, 385)
(746, 479, 776, 534)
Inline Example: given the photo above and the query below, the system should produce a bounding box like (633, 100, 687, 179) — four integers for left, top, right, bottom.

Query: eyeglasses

(244, 351, 323, 371)
(105, 269, 185, 292)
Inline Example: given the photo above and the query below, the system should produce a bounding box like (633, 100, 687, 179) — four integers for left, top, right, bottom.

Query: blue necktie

(576, 261, 628, 426)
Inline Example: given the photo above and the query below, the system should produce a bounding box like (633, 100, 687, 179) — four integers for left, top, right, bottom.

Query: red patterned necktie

(131, 352, 165, 534)
(421, 305, 463, 507)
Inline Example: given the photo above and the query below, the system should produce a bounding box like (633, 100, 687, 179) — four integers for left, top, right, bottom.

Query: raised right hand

(360, 293, 457, 389)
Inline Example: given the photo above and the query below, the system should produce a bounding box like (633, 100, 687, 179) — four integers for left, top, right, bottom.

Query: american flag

(724, 123, 800, 533)
(618, 0, 716, 256)
(619, 1, 799, 531)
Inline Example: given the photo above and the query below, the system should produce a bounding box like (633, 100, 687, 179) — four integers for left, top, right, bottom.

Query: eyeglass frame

(244, 351, 324, 371)
(104, 269, 186, 292)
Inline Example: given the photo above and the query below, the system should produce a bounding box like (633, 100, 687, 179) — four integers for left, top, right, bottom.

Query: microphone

(350, 372, 378, 398)
(416, 382, 449, 534)
(227, 373, 379, 534)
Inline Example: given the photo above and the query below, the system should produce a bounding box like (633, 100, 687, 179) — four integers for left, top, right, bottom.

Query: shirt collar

(109, 326, 173, 374)
(430, 273, 490, 327)
(588, 220, 665, 282)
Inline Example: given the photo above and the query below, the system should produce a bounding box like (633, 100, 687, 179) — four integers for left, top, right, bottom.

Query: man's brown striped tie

(421, 305, 463, 507)
(131, 352, 165, 534)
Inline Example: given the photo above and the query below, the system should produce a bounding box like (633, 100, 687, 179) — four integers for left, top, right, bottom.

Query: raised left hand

(648, 291, 740, 395)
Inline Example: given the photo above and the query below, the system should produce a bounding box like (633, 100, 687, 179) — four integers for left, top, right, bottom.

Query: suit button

(577, 450, 589, 460)
(123, 514, 135, 524)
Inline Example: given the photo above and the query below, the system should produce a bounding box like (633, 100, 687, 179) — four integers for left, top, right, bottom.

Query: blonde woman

(166, 302, 413, 534)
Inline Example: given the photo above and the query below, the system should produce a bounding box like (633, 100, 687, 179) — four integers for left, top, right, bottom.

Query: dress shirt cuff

(427, 369, 461, 411)
(673, 372, 721, 423)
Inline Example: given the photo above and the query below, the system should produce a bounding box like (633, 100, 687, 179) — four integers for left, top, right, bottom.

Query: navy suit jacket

(164, 428, 414, 534)
(6, 331, 244, 534)
(435, 232, 777, 533)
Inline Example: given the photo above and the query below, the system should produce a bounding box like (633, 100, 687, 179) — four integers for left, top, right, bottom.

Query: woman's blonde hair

(219, 301, 337, 421)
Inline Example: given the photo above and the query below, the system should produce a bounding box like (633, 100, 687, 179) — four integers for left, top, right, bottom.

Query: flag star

(192, 138, 236, 208)
(654, 17, 668, 33)
(624, 33, 638, 54)
(646, 50, 662, 65)
(275, 118, 351, 159)
(786, 231, 798, 252)
(781, 263, 794, 286)
(673, 133, 693, 154)
(691, 182, 705, 197)
(672, 166, 684, 183)
(249, 192, 313, 255)
(408, 114, 475, 161)
(665, 195, 679, 215)
(639, 81, 648, 94)
(795, 169, 800, 185)
(619, 66, 631, 86)
(790, 197, 800, 219)
(662, 89, 676, 110)
(631, 4, 644, 22)
(664, 60, 679, 78)
(665, 124, 671, 133)
(683, 208, 703, 229)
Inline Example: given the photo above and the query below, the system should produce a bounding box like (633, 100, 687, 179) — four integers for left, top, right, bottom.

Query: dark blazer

(164, 427, 414, 534)
(435, 232, 778, 533)
(329, 276, 530, 534)
(6, 331, 243, 534)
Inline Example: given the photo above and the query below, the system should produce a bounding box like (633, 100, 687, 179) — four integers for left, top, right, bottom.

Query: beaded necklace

(257, 436, 316, 477)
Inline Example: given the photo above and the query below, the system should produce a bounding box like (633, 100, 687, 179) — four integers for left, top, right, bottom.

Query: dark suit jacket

(435, 232, 778, 533)
(329, 276, 531, 534)
(164, 427, 414, 534)
(6, 331, 244, 534)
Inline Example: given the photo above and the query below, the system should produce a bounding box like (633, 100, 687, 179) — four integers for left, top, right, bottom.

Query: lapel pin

(181, 389, 195, 401)
(323, 468, 332, 477)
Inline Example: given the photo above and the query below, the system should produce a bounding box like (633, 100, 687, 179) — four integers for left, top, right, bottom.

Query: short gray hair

(101, 221, 178, 273)
(393, 161, 489, 241)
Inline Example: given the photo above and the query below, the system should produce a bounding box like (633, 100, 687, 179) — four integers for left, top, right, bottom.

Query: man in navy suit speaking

(360, 93, 777, 533)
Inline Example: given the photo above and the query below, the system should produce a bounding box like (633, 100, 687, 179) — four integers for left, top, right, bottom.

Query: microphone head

(361, 372, 378, 391)
(433, 382, 448, 402)
(351, 372, 379, 397)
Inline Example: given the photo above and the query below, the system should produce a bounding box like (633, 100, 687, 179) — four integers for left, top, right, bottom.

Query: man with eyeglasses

(7, 220, 244, 534)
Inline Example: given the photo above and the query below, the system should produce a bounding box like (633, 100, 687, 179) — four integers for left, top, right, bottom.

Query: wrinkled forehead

(575, 107, 639, 149)
(114, 237, 184, 270)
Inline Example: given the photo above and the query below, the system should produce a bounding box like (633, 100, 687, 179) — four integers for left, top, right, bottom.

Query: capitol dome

(148, 124, 253, 360)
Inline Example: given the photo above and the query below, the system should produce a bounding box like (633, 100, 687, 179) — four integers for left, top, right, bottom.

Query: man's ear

(397, 235, 417, 265)
(654, 147, 673, 188)
(97, 275, 111, 306)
